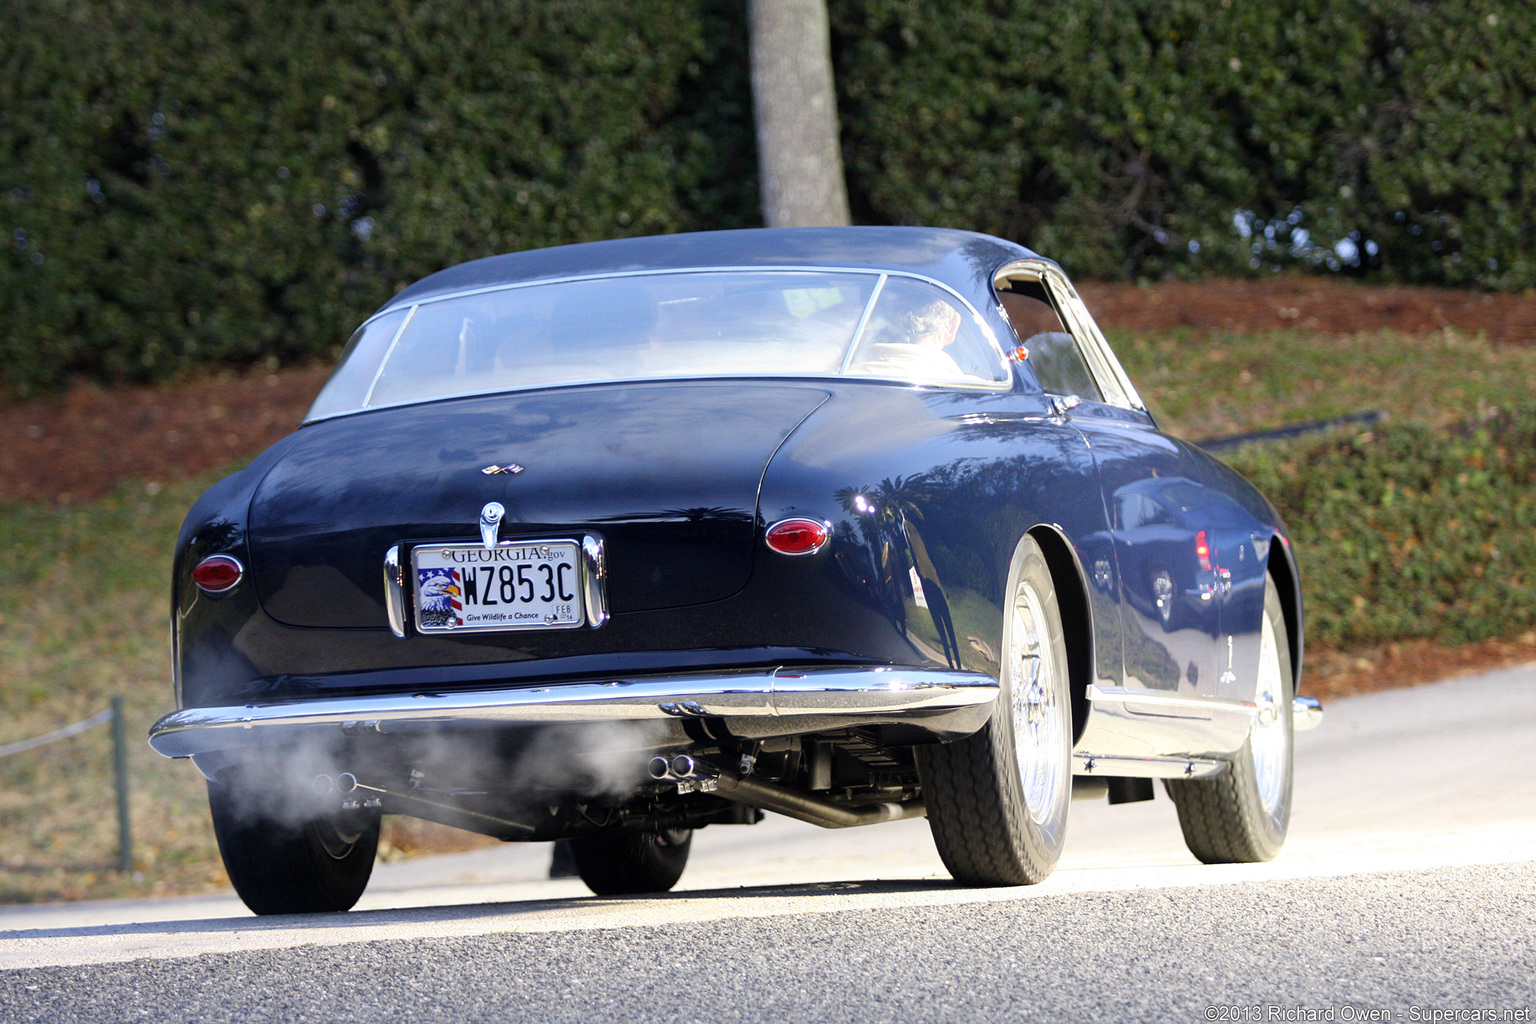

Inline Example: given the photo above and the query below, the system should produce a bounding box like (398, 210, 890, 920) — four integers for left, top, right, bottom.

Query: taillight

(765, 518, 831, 556)
(192, 554, 244, 593)
(1195, 530, 1212, 571)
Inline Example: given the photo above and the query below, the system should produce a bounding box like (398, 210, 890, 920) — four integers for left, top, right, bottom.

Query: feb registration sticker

(411, 541, 584, 633)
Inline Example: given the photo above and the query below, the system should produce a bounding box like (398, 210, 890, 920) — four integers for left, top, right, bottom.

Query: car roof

(381, 226, 1046, 316)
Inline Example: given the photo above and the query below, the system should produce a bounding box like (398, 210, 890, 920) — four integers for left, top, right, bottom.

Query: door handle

(1050, 394, 1082, 418)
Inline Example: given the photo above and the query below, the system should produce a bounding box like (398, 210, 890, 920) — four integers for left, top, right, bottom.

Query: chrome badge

(479, 502, 505, 550)
(481, 463, 524, 475)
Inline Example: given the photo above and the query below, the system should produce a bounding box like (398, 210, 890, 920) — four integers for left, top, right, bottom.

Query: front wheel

(1164, 573, 1294, 863)
(917, 534, 1073, 886)
(568, 828, 692, 895)
(208, 769, 380, 915)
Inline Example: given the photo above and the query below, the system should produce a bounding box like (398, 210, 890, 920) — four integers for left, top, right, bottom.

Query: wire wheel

(1165, 573, 1295, 863)
(917, 534, 1073, 886)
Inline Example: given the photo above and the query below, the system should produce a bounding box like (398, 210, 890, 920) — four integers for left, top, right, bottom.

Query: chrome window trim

(360, 303, 419, 410)
(308, 266, 1013, 423)
(992, 258, 1148, 413)
(839, 272, 887, 374)
(311, 368, 1007, 423)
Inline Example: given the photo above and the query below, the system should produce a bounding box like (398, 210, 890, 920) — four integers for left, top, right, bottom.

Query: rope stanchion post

(111, 695, 133, 874)
(0, 702, 133, 874)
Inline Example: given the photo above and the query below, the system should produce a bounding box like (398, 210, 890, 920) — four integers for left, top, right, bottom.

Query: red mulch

(0, 365, 333, 506)
(1304, 634, 1536, 699)
(5, 275, 1535, 693)
(1078, 277, 1536, 343)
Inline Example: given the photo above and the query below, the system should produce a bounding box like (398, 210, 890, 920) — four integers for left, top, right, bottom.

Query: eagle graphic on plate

(416, 567, 462, 628)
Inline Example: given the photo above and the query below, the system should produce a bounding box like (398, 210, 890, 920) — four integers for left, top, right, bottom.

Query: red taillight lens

(192, 554, 244, 593)
(1195, 530, 1212, 571)
(765, 518, 831, 556)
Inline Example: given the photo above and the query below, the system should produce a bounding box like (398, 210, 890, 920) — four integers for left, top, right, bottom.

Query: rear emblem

(481, 463, 524, 475)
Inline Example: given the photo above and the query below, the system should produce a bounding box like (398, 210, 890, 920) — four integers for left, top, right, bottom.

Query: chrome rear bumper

(147, 666, 1000, 760)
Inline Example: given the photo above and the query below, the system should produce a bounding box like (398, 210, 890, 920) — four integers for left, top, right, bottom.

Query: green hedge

(0, 0, 754, 395)
(1223, 406, 1536, 649)
(4, 0, 1534, 394)
(831, 0, 1536, 287)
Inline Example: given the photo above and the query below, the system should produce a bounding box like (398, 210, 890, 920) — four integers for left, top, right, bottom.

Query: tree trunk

(748, 0, 852, 228)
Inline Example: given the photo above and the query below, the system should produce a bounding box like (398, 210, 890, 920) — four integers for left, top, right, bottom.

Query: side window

(844, 277, 1008, 384)
(998, 283, 1102, 401)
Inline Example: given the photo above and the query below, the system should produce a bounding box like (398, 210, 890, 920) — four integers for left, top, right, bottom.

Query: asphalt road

(2, 664, 1533, 1023)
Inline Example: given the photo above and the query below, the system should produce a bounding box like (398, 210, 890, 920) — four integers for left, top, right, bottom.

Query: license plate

(411, 541, 584, 633)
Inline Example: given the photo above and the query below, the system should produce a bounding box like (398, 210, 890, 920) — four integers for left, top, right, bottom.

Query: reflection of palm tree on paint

(418, 569, 462, 627)
(836, 475, 962, 669)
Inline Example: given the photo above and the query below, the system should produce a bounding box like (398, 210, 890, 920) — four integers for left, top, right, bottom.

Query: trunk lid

(248, 382, 828, 627)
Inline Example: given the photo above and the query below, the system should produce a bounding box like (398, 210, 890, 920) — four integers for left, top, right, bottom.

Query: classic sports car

(149, 227, 1322, 915)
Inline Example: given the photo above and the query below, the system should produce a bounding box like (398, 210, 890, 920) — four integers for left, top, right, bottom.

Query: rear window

(306, 270, 1007, 420)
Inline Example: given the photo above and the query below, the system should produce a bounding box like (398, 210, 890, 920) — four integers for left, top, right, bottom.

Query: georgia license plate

(411, 541, 584, 633)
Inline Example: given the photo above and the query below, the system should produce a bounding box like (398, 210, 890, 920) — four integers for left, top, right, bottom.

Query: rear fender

(1266, 532, 1305, 694)
(1028, 525, 1094, 745)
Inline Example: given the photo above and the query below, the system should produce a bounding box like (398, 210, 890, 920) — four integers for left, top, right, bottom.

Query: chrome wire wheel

(1009, 579, 1066, 826)
(1164, 572, 1295, 864)
(1249, 602, 1289, 817)
(917, 533, 1073, 886)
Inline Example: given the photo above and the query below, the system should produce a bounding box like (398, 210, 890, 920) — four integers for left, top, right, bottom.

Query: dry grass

(0, 478, 225, 902)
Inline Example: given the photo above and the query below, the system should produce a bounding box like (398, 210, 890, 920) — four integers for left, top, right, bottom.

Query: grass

(1112, 327, 1536, 439)
(2, 325, 1533, 903)
(0, 476, 223, 903)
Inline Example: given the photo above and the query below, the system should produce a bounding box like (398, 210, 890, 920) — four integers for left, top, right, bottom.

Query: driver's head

(903, 299, 962, 349)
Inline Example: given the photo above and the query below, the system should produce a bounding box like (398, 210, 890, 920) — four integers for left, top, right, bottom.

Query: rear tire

(568, 828, 692, 896)
(1164, 574, 1294, 863)
(917, 534, 1073, 886)
(208, 770, 379, 915)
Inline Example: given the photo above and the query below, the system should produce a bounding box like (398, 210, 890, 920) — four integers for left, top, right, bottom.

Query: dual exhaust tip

(648, 754, 708, 781)
(648, 754, 719, 793)
(311, 772, 359, 795)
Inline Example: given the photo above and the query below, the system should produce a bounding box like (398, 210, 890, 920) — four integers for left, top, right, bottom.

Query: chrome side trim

(1074, 684, 1255, 763)
(1293, 695, 1323, 732)
(1087, 684, 1256, 717)
(147, 667, 1000, 760)
(1074, 753, 1227, 780)
(581, 533, 608, 628)
(382, 545, 405, 638)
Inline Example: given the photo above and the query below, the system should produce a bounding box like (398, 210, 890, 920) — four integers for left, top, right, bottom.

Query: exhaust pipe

(649, 754, 924, 829)
(649, 754, 719, 792)
(313, 770, 535, 837)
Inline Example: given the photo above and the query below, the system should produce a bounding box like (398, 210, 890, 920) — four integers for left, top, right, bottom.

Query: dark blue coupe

(149, 227, 1322, 913)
